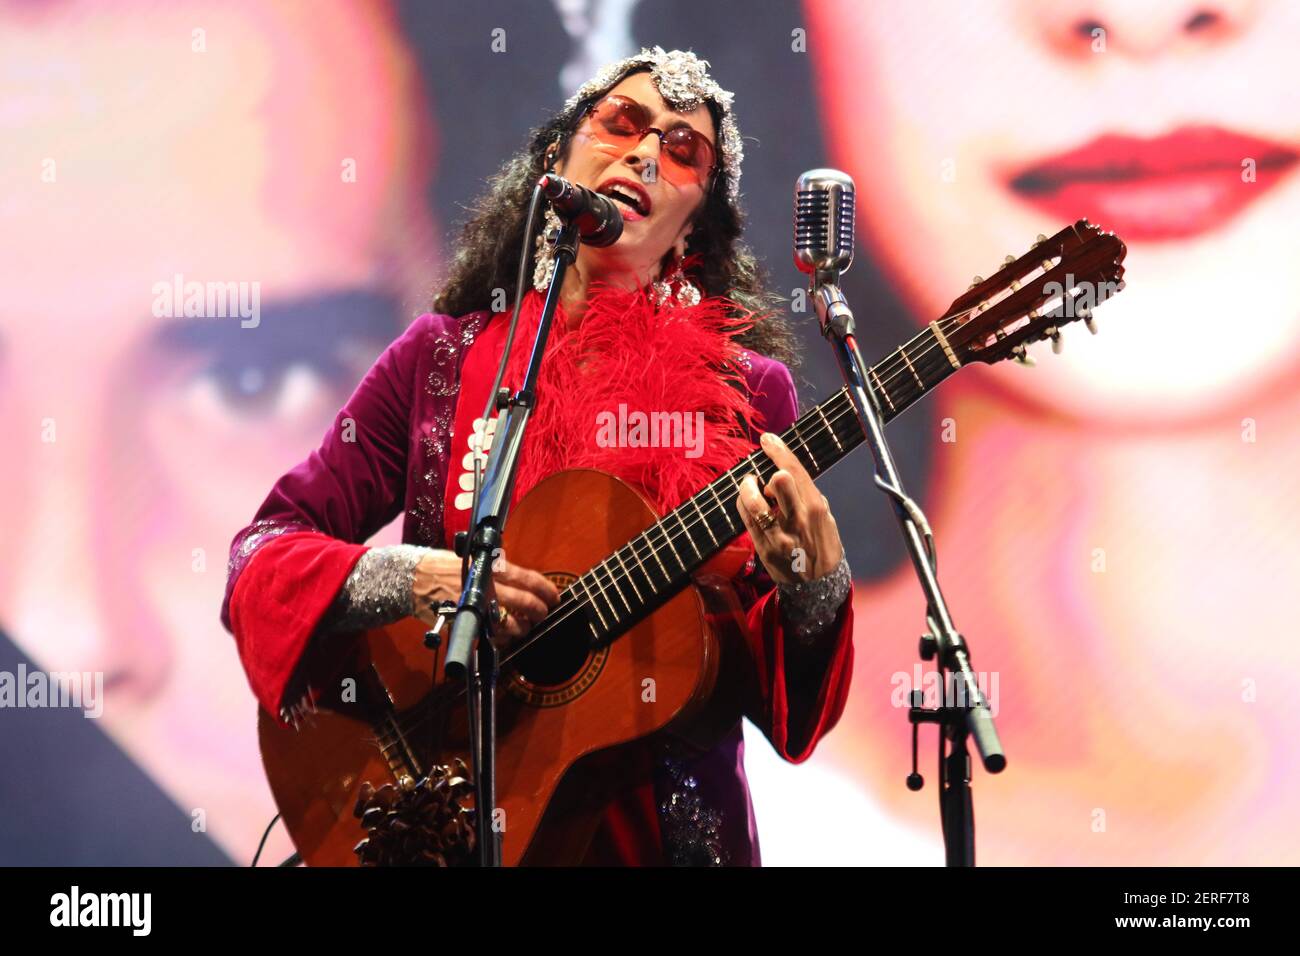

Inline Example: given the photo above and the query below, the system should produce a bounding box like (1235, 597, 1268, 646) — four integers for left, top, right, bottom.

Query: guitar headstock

(943, 220, 1127, 366)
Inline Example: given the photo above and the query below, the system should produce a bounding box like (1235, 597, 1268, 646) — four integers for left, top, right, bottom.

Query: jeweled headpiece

(563, 46, 744, 203)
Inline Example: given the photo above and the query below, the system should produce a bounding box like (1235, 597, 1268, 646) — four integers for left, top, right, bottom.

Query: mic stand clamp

(813, 276, 1006, 867)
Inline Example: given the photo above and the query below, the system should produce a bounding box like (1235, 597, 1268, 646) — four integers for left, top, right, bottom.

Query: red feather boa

(497, 283, 762, 515)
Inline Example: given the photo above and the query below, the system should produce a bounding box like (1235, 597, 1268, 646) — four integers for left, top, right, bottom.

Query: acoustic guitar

(259, 220, 1126, 865)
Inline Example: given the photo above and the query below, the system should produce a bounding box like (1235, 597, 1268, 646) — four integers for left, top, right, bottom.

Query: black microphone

(537, 173, 624, 248)
(794, 168, 855, 282)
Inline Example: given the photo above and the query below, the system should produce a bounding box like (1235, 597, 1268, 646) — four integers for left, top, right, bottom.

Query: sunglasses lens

(663, 128, 714, 173)
(586, 96, 716, 183)
(592, 97, 646, 143)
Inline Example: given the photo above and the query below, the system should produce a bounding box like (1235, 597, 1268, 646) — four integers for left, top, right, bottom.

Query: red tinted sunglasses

(580, 94, 718, 188)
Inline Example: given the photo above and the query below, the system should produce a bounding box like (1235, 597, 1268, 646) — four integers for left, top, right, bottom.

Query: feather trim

(504, 283, 761, 514)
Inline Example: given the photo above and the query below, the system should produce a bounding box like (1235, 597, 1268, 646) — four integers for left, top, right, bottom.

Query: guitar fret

(692, 497, 718, 547)
(592, 556, 626, 624)
(638, 532, 671, 584)
(614, 549, 644, 604)
(598, 559, 632, 614)
(898, 345, 923, 388)
(657, 519, 686, 571)
(869, 367, 895, 411)
(707, 482, 734, 532)
(816, 403, 843, 453)
(576, 576, 610, 632)
(625, 540, 657, 592)
(791, 420, 818, 471)
(675, 509, 701, 559)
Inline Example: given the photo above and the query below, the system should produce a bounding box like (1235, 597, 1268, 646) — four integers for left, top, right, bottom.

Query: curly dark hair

(431, 66, 797, 367)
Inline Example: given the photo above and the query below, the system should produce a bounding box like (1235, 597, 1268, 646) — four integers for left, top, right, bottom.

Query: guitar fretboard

(509, 319, 962, 653)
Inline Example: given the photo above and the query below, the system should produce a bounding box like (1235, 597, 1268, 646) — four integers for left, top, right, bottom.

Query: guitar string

(372, 340, 956, 750)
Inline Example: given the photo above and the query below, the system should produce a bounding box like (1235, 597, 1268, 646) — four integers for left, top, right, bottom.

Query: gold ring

(497, 604, 511, 626)
(755, 509, 777, 532)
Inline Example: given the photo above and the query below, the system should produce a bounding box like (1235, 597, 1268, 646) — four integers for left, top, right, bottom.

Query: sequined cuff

(777, 554, 851, 645)
(281, 545, 432, 728)
(316, 544, 431, 637)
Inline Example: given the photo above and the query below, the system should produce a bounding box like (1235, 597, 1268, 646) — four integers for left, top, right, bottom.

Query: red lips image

(1008, 126, 1298, 242)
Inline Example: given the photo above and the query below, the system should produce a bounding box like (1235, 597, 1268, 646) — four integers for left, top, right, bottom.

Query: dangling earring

(533, 138, 565, 293)
(651, 257, 702, 308)
(532, 206, 562, 293)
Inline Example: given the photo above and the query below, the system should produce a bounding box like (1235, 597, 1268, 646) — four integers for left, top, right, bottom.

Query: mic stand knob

(424, 601, 457, 651)
(906, 690, 925, 791)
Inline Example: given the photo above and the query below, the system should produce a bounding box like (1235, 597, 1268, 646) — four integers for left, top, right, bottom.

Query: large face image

(809, 0, 1300, 422)
(0, 0, 431, 862)
(782, 0, 1300, 865)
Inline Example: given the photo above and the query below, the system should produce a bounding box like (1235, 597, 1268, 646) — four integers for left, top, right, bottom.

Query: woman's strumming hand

(411, 549, 560, 645)
(735, 432, 845, 587)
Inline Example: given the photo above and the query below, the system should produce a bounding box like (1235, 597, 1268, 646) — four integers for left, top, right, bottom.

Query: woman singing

(222, 46, 854, 866)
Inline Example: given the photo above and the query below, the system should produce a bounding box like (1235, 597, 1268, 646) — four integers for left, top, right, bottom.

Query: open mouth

(596, 177, 652, 220)
(1006, 125, 1298, 242)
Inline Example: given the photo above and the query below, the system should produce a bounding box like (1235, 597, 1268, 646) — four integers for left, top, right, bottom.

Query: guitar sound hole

(512, 610, 592, 687)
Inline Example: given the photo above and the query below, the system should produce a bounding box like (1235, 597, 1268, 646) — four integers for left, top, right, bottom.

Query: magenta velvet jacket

(221, 309, 855, 866)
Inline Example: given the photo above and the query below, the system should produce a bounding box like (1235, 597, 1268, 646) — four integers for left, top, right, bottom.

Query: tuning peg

(1048, 327, 1063, 353)
(1003, 255, 1016, 265)
(1012, 344, 1036, 366)
(1034, 233, 1047, 246)
(970, 275, 983, 290)
(1079, 306, 1097, 334)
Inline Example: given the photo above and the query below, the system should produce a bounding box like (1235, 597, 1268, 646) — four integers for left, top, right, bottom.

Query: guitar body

(259, 468, 750, 866)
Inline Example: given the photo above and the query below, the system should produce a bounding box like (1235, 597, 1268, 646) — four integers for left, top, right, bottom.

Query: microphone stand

(812, 277, 1006, 867)
(444, 212, 580, 867)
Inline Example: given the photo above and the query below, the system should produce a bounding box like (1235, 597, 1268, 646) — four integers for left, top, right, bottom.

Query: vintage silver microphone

(793, 169, 857, 336)
(794, 167, 856, 281)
